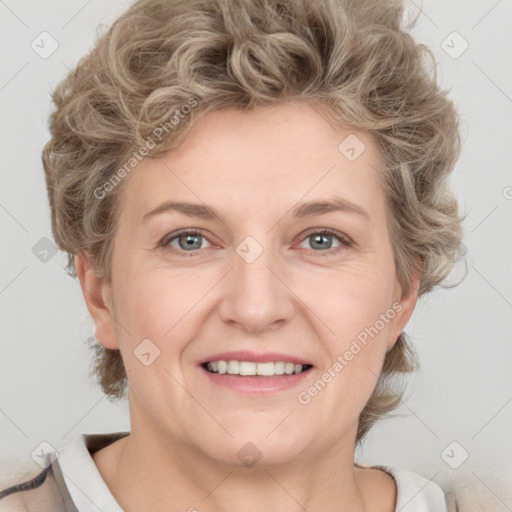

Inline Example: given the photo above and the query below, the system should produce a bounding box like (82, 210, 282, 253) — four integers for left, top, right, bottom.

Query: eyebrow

(142, 197, 370, 223)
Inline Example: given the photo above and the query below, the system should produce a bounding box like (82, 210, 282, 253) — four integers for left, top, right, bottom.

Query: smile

(202, 360, 313, 376)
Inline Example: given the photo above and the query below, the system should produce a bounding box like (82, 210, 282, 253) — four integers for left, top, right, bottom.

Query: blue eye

(298, 229, 350, 255)
(161, 228, 351, 257)
(165, 231, 211, 252)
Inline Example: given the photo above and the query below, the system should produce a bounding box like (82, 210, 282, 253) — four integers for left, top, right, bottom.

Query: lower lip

(199, 365, 312, 394)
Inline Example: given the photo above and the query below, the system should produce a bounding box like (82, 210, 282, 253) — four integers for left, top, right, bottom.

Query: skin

(76, 101, 419, 512)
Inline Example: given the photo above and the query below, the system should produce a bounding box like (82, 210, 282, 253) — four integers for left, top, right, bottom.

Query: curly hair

(42, 0, 465, 443)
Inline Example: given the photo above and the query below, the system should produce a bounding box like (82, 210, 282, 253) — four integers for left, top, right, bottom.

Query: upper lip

(199, 351, 314, 366)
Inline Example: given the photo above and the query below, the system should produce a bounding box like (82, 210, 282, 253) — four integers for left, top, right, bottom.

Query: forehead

(120, 102, 386, 223)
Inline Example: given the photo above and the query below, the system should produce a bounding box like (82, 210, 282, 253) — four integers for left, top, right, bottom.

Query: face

(79, 101, 418, 467)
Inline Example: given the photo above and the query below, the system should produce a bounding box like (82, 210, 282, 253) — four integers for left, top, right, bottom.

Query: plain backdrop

(1, 0, 511, 507)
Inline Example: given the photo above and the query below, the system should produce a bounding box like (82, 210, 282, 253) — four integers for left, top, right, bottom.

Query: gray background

(1, 0, 511, 507)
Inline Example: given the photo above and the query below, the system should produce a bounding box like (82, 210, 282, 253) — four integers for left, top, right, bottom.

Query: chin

(196, 419, 316, 468)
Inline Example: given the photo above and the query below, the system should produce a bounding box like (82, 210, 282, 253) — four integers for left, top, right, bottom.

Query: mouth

(201, 360, 313, 376)
(197, 351, 314, 393)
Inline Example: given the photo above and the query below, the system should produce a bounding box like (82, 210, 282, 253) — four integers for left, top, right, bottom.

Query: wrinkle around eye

(159, 229, 218, 256)
(156, 227, 359, 263)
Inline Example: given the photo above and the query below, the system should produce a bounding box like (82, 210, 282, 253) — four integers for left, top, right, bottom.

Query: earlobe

(75, 254, 119, 350)
(388, 273, 420, 350)
(400, 272, 420, 310)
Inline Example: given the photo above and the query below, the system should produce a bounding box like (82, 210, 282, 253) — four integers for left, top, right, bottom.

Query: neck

(94, 423, 375, 512)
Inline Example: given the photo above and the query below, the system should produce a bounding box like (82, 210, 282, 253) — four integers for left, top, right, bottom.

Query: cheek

(111, 269, 204, 413)
(293, 255, 398, 342)
(293, 259, 398, 406)
(300, 295, 394, 425)
(114, 262, 206, 332)
(111, 264, 216, 378)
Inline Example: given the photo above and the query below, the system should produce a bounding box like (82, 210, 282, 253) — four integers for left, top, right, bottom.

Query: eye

(297, 229, 351, 256)
(162, 230, 212, 253)
(160, 228, 352, 257)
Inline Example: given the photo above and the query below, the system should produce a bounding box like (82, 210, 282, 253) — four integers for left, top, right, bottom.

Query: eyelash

(159, 228, 353, 257)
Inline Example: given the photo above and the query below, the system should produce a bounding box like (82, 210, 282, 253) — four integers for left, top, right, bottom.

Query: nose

(217, 238, 295, 334)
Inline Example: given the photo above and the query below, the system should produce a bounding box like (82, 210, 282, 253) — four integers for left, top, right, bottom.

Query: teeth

(218, 360, 228, 374)
(204, 360, 310, 376)
(273, 361, 285, 375)
(256, 362, 273, 376)
(284, 362, 294, 375)
(239, 361, 257, 375)
(227, 361, 239, 374)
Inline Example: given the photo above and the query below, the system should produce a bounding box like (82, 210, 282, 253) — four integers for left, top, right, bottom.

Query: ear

(75, 254, 119, 350)
(387, 272, 420, 351)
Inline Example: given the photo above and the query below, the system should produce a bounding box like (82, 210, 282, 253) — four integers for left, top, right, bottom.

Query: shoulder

(0, 462, 49, 512)
(0, 455, 77, 512)
(374, 465, 451, 512)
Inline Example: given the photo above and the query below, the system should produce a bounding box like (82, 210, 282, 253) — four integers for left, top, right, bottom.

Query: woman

(0, 0, 464, 510)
